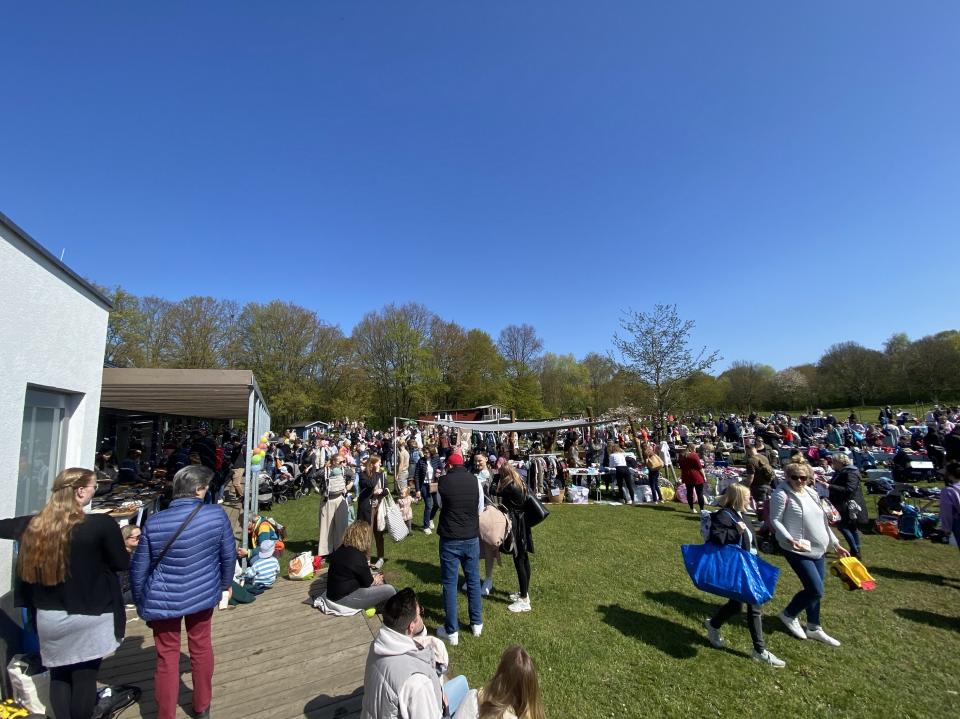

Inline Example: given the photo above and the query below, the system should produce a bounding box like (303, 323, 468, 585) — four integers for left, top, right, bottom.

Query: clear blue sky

(3, 2, 958, 371)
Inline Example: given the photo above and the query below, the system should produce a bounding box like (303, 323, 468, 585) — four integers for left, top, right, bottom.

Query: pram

(272, 471, 309, 503)
(256, 472, 275, 510)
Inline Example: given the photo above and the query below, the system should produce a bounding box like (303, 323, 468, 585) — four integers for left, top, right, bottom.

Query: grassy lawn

(271, 493, 960, 719)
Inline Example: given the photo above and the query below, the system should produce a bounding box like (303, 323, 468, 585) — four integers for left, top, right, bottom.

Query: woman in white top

(607, 442, 636, 505)
(317, 455, 352, 557)
(769, 463, 849, 647)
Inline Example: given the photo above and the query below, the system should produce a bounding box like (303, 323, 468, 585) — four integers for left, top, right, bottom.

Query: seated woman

(453, 645, 546, 719)
(326, 521, 397, 610)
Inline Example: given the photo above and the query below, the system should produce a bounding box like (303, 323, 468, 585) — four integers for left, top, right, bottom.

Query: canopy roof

(424, 416, 614, 432)
(101, 368, 269, 420)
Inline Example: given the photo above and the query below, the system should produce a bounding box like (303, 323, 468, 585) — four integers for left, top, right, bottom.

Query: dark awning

(101, 368, 269, 420)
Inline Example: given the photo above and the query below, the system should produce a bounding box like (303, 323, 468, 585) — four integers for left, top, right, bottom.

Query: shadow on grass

(870, 566, 960, 587)
(597, 603, 707, 659)
(644, 590, 718, 616)
(893, 608, 960, 632)
(283, 539, 318, 556)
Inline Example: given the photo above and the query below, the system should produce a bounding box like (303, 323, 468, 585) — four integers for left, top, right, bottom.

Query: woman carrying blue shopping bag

(703, 484, 786, 667)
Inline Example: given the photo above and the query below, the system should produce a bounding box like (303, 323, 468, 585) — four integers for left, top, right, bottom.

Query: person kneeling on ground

(453, 645, 546, 719)
(361, 588, 470, 719)
(243, 538, 280, 594)
(703, 484, 785, 668)
(327, 521, 397, 610)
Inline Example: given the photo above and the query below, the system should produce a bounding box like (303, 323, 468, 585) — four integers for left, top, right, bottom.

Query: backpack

(898, 505, 922, 539)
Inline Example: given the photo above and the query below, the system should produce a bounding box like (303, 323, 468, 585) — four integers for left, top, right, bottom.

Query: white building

(0, 211, 111, 593)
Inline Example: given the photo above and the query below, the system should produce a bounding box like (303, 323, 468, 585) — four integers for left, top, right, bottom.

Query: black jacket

(707, 508, 753, 552)
(0, 513, 129, 640)
(496, 481, 534, 555)
(326, 545, 373, 602)
(828, 466, 868, 526)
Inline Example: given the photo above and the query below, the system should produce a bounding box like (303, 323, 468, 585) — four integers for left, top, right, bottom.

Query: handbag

(681, 543, 780, 605)
(381, 493, 409, 542)
(820, 498, 841, 526)
(523, 493, 550, 528)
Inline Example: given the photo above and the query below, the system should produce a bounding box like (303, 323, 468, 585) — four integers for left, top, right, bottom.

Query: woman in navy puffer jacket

(130, 465, 235, 719)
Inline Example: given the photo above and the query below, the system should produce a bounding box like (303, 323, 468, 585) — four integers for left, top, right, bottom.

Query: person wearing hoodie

(361, 588, 470, 719)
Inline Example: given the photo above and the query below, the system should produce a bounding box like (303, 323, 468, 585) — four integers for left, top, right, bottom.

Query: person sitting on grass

(452, 644, 546, 719)
(326, 521, 397, 610)
(703, 484, 785, 668)
(243, 538, 280, 594)
(361, 588, 470, 719)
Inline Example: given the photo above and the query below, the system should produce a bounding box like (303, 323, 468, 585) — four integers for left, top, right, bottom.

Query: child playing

(244, 538, 280, 594)
(397, 485, 414, 532)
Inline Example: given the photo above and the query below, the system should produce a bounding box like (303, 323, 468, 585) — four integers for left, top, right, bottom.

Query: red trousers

(149, 608, 215, 719)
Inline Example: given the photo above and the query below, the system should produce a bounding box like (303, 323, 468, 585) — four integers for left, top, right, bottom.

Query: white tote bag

(382, 493, 410, 542)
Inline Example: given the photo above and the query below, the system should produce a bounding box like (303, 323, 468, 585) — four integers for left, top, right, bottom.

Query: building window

(17, 389, 71, 515)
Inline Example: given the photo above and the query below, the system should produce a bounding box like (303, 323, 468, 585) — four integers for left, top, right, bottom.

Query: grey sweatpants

(337, 584, 397, 610)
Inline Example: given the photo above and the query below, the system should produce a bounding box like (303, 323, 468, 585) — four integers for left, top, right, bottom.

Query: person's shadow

(302, 689, 364, 718)
(870, 566, 960, 589)
(893, 607, 960, 632)
(596, 603, 711, 659)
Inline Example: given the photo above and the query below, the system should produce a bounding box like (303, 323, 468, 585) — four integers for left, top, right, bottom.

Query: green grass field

(271, 493, 960, 719)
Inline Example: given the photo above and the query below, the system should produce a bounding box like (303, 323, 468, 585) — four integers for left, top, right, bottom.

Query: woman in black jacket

(495, 463, 534, 614)
(0, 467, 129, 719)
(703, 484, 785, 668)
(828, 454, 868, 559)
(325, 521, 396, 609)
(358, 455, 387, 569)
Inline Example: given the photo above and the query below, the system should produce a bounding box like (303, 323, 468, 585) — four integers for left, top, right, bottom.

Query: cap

(447, 453, 464, 466)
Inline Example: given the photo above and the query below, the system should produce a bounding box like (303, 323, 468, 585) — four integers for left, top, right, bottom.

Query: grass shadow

(394, 559, 442, 585)
(283, 539, 318, 556)
(644, 590, 719, 616)
(870, 566, 960, 588)
(597, 603, 708, 659)
(893, 608, 960, 632)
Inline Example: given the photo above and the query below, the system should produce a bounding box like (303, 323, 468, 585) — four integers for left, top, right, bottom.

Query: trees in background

(98, 286, 960, 427)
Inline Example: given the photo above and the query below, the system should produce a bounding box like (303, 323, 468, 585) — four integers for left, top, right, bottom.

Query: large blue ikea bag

(681, 543, 780, 605)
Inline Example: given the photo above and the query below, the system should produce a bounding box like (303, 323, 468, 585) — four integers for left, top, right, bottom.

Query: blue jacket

(130, 498, 235, 621)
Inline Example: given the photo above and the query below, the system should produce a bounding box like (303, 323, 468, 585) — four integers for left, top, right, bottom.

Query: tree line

(98, 286, 960, 428)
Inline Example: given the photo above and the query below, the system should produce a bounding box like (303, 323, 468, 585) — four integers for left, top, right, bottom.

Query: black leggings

(710, 600, 765, 653)
(615, 466, 635, 503)
(514, 551, 531, 598)
(49, 658, 102, 719)
(687, 484, 705, 510)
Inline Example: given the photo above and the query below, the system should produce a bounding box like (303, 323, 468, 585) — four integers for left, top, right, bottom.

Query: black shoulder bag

(148, 503, 203, 576)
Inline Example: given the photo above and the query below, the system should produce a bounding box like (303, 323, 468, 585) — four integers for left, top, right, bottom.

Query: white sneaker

(423, 528, 432, 535)
(429, 521, 435, 530)
(472, 624, 483, 637)
(805, 627, 841, 646)
(704, 618, 724, 648)
(373, 558, 384, 570)
(436, 627, 459, 646)
(481, 578, 493, 596)
(752, 649, 786, 668)
(508, 597, 532, 613)
(508, 592, 529, 602)
(691, 508, 698, 514)
(779, 612, 806, 640)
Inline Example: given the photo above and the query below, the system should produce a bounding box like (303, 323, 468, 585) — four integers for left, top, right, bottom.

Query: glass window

(17, 390, 69, 515)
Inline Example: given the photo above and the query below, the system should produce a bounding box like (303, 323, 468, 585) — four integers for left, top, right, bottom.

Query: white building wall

(0, 222, 109, 594)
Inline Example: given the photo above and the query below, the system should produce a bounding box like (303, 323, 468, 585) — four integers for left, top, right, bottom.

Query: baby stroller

(257, 472, 275, 511)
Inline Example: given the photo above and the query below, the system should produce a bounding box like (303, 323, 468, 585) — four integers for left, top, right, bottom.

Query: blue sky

(3, 2, 958, 371)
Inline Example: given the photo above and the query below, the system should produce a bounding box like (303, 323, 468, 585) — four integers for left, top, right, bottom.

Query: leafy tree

(540, 353, 590, 415)
(582, 352, 620, 414)
(683, 371, 727, 415)
(166, 296, 238, 368)
(721, 361, 776, 412)
(99, 285, 145, 368)
(498, 324, 545, 417)
(452, 329, 507, 408)
(817, 342, 887, 406)
(612, 304, 720, 436)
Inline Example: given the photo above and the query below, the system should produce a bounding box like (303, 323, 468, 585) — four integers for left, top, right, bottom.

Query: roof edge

(0, 210, 113, 310)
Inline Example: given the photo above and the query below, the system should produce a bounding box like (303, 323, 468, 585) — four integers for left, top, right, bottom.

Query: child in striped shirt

(244, 538, 280, 592)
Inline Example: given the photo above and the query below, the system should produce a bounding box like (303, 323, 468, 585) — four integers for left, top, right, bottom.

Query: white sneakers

(373, 558, 384, 570)
(472, 624, 483, 637)
(508, 596, 532, 613)
(704, 618, 724, 648)
(752, 649, 786, 668)
(779, 612, 840, 646)
(778, 612, 806, 640)
(481, 578, 493, 596)
(806, 627, 841, 646)
(435, 627, 459, 646)
(429, 521, 435, 530)
(423, 527, 432, 535)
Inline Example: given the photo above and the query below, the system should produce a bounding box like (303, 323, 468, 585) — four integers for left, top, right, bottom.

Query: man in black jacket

(435, 453, 483, 646)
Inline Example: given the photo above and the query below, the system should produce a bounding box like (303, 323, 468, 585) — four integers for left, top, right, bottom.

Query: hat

(279, 466, 291, 475)
(259, 539, 276, 557)
(447, 453, 464, 466)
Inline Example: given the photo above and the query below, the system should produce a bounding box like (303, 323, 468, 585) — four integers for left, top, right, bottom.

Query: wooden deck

(100, 515, 378, 719)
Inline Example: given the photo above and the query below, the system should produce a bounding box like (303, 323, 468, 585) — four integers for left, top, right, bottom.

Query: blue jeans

(420, 481, 439, 529)
(439, 537, 482, 634)
(838, 525, 861, 557)
(444, 674, 469, 716)
(783, 551, 826, 627)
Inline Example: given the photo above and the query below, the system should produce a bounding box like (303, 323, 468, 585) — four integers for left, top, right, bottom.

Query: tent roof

(425, 416, 614, 432)
(101, 368, 269, 420)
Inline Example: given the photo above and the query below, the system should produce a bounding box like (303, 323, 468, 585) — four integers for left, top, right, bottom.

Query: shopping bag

(7, 654, 49, 715)
(829, 557, 876, 591)
(287, 551, 315, 580)
(382, 493, 409, 542)
(523, 493, 550, 528)
(374, 497, 387, 532)
(680, 543, 780, 605)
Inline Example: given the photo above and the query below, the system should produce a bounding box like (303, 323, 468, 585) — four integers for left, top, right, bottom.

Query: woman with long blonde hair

(0, 467, 129, 719)
(455, 645, 546, 719)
